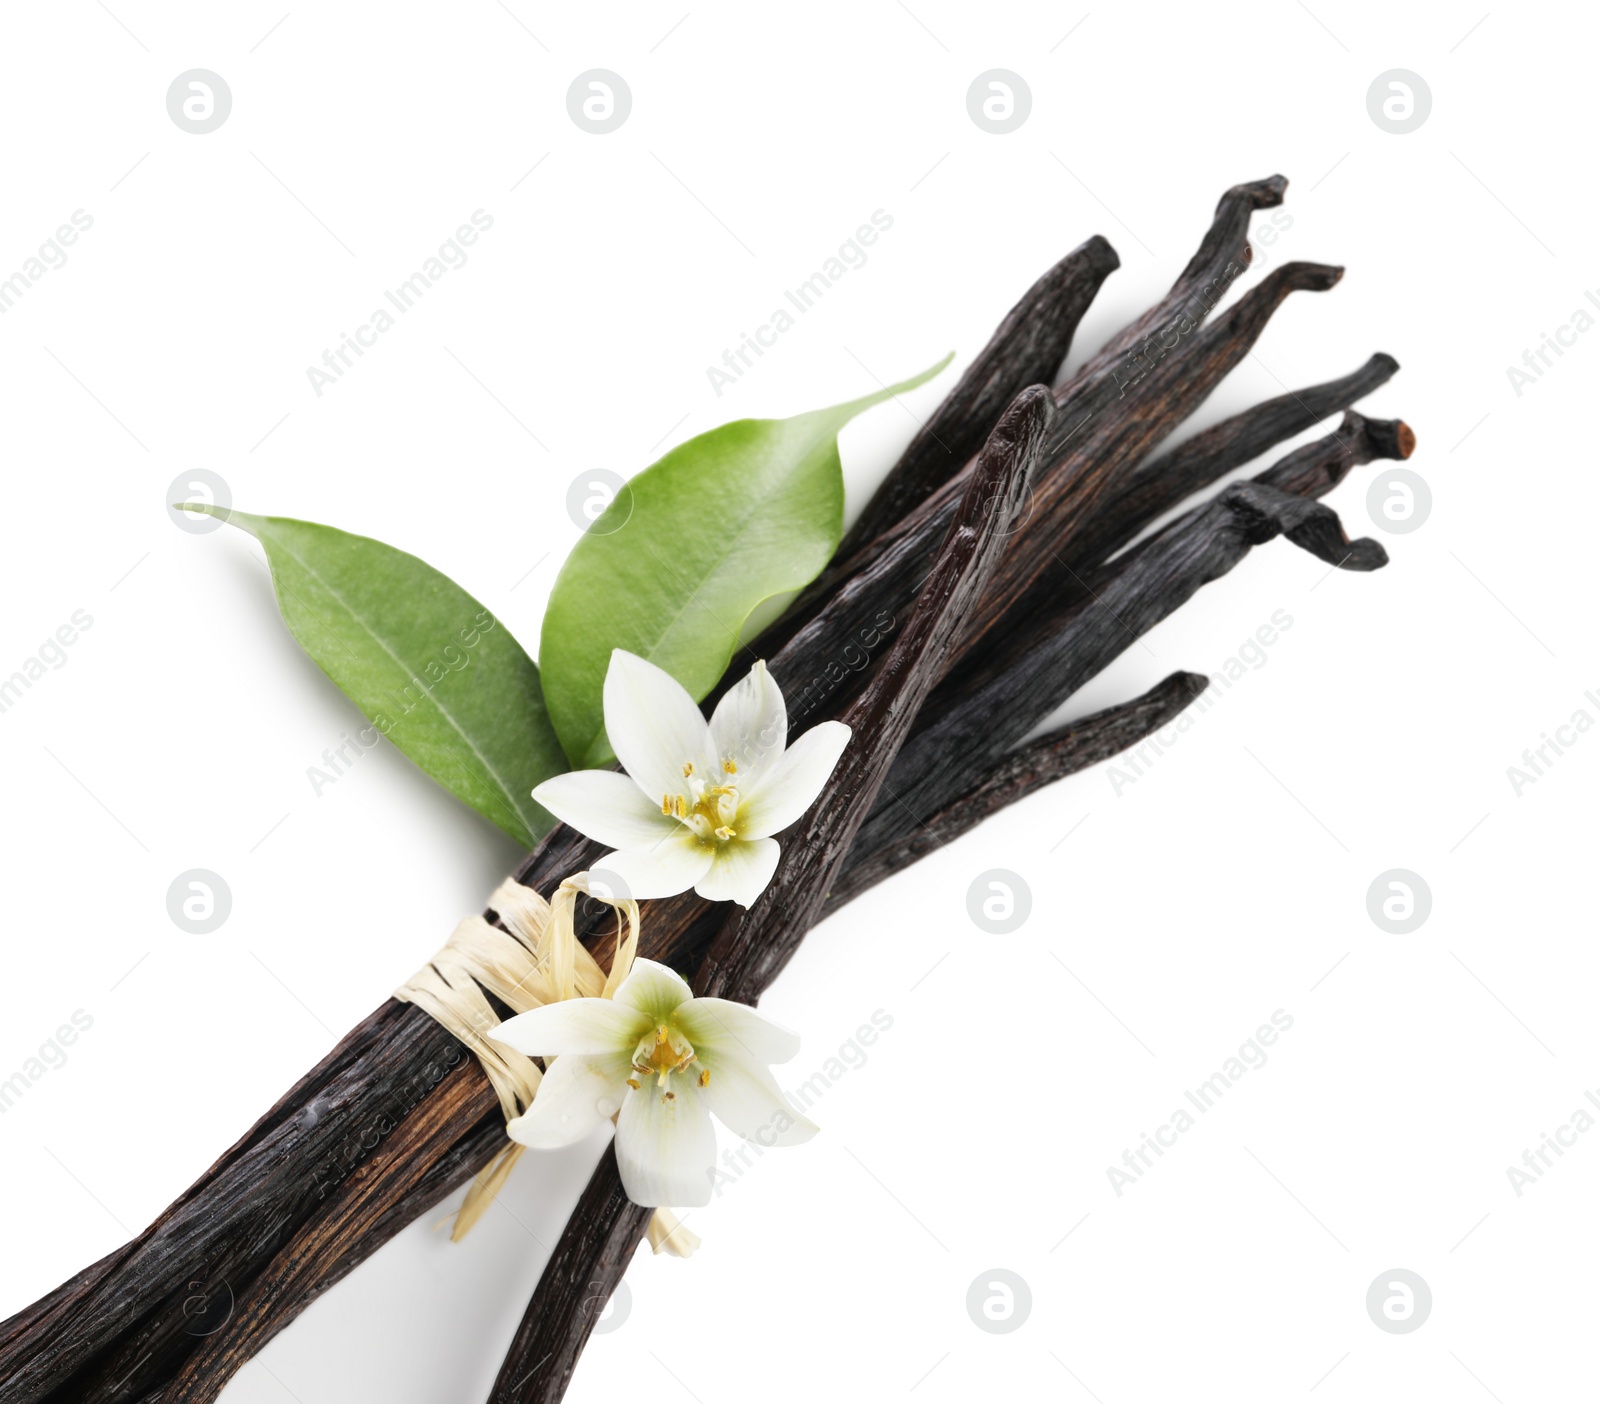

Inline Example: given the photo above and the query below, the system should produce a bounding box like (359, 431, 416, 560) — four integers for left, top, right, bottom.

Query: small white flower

(534, 650, 850, 908)
(491, 957, 816, 1207)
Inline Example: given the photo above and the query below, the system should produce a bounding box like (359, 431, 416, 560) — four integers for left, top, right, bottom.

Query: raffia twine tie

(395, 872, 699, 1256)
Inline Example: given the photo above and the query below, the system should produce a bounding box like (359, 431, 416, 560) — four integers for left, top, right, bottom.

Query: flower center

(627, 1023, 707, 1101)
(661, 763, 740, 846)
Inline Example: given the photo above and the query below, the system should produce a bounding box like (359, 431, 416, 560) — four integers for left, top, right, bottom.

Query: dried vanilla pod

(839, 234, 1118, 557)
(486, 387, 1054, 1404)
(0, 175, 1412, 1404)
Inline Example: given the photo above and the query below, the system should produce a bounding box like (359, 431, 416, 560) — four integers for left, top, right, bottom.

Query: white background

(1, 2, 1594, 1400)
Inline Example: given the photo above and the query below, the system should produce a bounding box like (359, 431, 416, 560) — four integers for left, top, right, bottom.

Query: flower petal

(489, 998, 650, 1057)
(532, 769, 682, 851)
(603, 649, 714, 806)
(675, 996, 802, 1065)
(701, 1054, 818, 1148)
(598, 830, 715, 900)
(695, 837, 780, 908)
(506, 1051, 632, 1150)
(615, 1080, 716, 1207)
(709, 659, 787, 789)
(614, 957, 694, 1023)
(738, 721, 851, 839)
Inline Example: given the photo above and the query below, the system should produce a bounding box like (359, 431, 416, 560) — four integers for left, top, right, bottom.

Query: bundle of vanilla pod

(0, 175, 1414, 1404)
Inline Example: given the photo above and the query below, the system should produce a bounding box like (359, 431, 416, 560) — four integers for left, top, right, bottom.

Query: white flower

(490, 957, 816, 1207)
(534, 650, 850, 908)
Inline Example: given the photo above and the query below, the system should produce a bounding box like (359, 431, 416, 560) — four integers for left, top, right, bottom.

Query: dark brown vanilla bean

(13, 417, 1363, 1403)
(39, 562, 1108, 1402)
(838, 235, 1118, 558)
(0, 1250, 125, 1359)
(746, 177, 1284, 705)
(947, 363, 1403, 670)
(1256, 409, 1415, 497)
(763, 262, 1344, 732)
(1041, 261, 1345, 471)
(140, 417, 1412, 1404)
(181, 404, 1408, 1394)
(919, 408, 1416, 770)
(487, 1145, 651, 1404)
(163, 675, 1223, 1402)
(1097, 353, 1399, 559)
(2, 178, 1407, 1404)
(823, 670, 1210, 909)
(28, 1001, 489, 1404)
(954, 261, 1347, 655)
(857, 456, 1400, 856)
(71, 396, 1055, 1404)
(703, 390, 1053, 1001)
(1064, 175, 1286, 390)
(875, 439, 1405, 842)
(486, 387, 1055, 1404)
(150, 1084, 511, 1404)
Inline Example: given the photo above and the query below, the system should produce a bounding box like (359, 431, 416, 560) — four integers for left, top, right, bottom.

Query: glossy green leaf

(540, 355, 952, 768)
(182, 507, 565, 847)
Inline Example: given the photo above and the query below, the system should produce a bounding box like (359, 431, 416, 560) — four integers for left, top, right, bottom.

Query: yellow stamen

(626, 1077, 640, 1089)
(699, 1068, 710, 1087)
(683, 761, 694, 777)
(661, 794, 672, 815)
(674, 794, 688, 818)
(723, 758, 737, 774)
(714, 825, 736, 841)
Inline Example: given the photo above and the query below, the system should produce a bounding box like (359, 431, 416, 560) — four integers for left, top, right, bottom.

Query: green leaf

(182, 507, 566, 848)
(540, 355, 953, 768)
